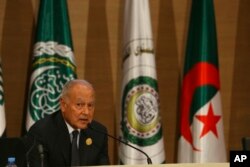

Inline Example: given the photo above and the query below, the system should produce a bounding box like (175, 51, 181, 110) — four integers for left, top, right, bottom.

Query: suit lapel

(55, 112, 71, 165)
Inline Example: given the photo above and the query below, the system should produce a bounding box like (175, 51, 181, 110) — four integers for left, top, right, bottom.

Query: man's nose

(81, 105, 90, 114)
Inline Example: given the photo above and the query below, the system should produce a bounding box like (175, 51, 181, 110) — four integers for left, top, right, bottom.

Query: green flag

(0, 59, 6, 137)
(26, 0, 77, 130)
(119, 0, 165, 164)
(177, 0, 226, 162)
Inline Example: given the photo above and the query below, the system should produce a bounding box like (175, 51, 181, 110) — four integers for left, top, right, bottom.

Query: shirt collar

(65, 120, 80, 134)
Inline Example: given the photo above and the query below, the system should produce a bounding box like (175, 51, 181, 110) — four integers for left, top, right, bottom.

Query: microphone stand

(38, 144, 44, 167)
(88, 124, 152, 164)
(25, 136, 36, 167)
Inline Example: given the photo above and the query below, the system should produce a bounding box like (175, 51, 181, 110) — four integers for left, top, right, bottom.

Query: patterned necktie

(71, 130, 80, 166)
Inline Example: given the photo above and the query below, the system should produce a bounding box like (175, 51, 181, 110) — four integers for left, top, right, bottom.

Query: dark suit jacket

(25, 111, 110, 167)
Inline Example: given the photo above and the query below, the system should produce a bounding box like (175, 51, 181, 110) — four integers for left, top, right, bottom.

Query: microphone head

(37, 144, 44, 154)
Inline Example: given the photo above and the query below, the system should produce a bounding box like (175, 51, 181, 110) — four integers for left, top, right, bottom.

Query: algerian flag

(177, 0, 226, 162)
(26, 0, 77, 131)
(0, 59, 6, 137)
(119, 0, 165, 164)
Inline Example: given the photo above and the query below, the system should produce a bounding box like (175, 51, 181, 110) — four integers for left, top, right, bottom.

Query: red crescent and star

(180, 62, 221, 150)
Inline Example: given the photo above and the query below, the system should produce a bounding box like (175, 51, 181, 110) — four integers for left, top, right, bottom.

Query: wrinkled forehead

(61, 80, 95, 98)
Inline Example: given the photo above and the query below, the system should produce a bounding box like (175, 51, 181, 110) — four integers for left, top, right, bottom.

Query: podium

(91, 163, 229, 167)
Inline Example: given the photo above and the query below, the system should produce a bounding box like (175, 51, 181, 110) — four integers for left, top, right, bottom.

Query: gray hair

(60, 79, 94, 99)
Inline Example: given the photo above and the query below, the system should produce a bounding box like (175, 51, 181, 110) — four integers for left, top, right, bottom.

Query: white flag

(0, 60, 6, 137)
(119, 0, 165, 164)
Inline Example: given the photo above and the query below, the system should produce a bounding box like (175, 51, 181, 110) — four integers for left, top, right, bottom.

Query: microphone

(37, 144, 44, 167)
(24, 135, 36, 167)
(87, 123, 152, 164)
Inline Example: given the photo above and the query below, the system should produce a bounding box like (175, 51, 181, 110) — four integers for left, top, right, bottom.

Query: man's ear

(60, 98, 66, 112)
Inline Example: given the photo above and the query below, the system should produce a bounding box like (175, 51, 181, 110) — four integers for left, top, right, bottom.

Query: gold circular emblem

(127, 91, 159, 133)
(86, 138, 92, 145)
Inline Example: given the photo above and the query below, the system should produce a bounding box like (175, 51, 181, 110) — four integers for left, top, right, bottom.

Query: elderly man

(25, 79, 110, 166)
